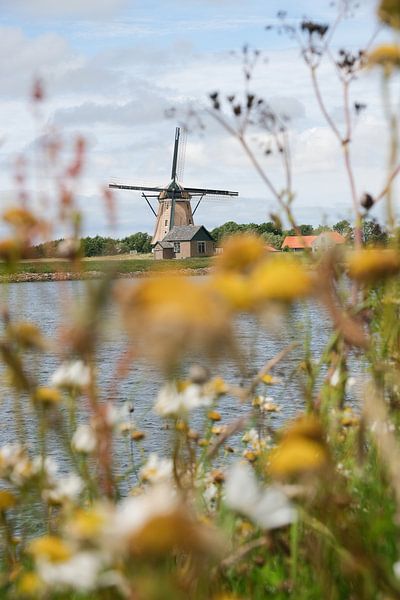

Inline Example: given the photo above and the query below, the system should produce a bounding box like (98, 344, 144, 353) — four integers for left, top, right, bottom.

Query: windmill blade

(176, 127, 187, 183)
(184, 186, 239, 196)
(170, 127, 180, 181)
(109, 183, 164, 193)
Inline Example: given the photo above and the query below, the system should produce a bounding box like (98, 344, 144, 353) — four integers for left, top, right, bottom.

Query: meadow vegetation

(1, 1, 400, 599)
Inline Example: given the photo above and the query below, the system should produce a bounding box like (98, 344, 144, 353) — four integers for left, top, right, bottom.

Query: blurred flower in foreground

(250, 257, 312, 304)
(154, 381, 215, 416)
(71, 424, 96, 454)
(44, 473, 83, 505)
(347, 249, 400, 283)
(50, 360, 90, 389)
(368, 44, 400, 74)
(211, 254, 312, 312)
(116, 276, 233, 371)
(34, 387, 61, 408)
(0, 444, 33, 485)
(211, 272, 253, 311)
(225, 461, 296, 529)
(108, 484, 220, 557)
(139, 453, 173, 484)
(37, 552, 104, 592)
(242, 428, 268, 453)
(29, 536, 103, 592)
(215, 233, 266, 274)
(268, 414, 328, 478)
(8, 322, 45, 350)
(378, 0, 400, 29)
(3, 207, 37, 230)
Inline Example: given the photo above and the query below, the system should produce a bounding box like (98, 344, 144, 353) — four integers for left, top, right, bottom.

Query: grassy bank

(0, 256, 212, 276)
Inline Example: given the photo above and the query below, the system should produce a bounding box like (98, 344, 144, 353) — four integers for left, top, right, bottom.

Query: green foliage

(81, 236, 120, 257)
(120, 232, 152, 254)
(333, 219, 353, 239)
(362, 219, 388, 245)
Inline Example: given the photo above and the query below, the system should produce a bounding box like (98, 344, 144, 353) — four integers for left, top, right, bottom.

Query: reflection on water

(0, 279, 361, 476)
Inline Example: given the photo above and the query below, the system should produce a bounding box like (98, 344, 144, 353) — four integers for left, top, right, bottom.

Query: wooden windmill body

(109, 128, 239, 249)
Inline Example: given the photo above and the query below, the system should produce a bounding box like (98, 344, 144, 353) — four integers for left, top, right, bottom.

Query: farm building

(153, 225, 215, 260)
(282, 231, 346, 251)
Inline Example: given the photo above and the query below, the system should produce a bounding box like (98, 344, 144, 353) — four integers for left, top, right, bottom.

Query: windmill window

(197, 241, 206, 254)
(174, 242, 181, 253)
(164, 220, 168, 226)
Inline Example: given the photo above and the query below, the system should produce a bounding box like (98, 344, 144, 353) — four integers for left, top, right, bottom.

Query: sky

(0, 0, 394, 239)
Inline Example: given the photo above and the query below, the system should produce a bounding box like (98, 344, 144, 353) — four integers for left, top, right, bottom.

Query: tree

(362, 219, 387, 245)
(263, 232, 283, 249)
(121, 232, 152, 254)
(211, 221, 243, 243)
(333, 219, 353, 239)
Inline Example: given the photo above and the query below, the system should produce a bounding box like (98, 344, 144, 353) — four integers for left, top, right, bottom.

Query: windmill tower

(109, 127, 239, 246)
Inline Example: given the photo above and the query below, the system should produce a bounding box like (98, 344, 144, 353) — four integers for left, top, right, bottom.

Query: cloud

(53, 92, 171, 129)
(0, 28, 70, 98)
(0, 0, 392, 239)
(0, 0, 127, 18)
(268, 96, 306, 120)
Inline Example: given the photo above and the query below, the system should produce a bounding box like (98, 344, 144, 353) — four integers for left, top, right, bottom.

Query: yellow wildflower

(0, 490, 16, 511)
(34, 387, 61, 407)
(3, 207, 37, 228)
(17, 572, 42, 597)
(378, 0, 400, 29)
(176, 379, 191, 393)
(269, 437, 327, 477)
(0, 238, 21, 262)
(268, 414, 327, 478)
(116, 276, 232, 371)
(368, 44, 400, 74)
(208, 410, 222, 421)
(210, 272, 253, 311)
(205, 377, 229, 396)
(243, 450, 258, 462)
(347, 249, 400, 282)
(260, 373, 278, 384)
(175, 420, 188, 432)
(250, 257, 312, 304)
(284, 414, 324, 441)
(131, 430, 145, 441)
(28, 535, 72, 563)
(198, 438, 209, 447)
(69, 508, 106, 540)
(215, 233, 266, 273)
(211, 425, 226, 435)
(9, 322, 45, 350)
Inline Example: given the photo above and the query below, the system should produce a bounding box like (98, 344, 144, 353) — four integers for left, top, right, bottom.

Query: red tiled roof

(319, 231, 346, 244)
(282, 235, 317, 249)
(282, 231, 346, 249)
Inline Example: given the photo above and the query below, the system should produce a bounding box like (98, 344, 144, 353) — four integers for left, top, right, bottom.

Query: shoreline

(0, 267, 213, 283)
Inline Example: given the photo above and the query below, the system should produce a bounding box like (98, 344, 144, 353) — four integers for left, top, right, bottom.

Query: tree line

(32, 232, 153, 258)
(210, 219, 387, 249)
(31, 219, 387, 258)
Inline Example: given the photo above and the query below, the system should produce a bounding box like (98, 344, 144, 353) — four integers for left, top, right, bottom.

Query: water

(0, 279, 359, 475)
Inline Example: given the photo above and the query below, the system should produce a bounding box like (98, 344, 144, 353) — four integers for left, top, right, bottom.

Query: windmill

(109, 127, 239, 246)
